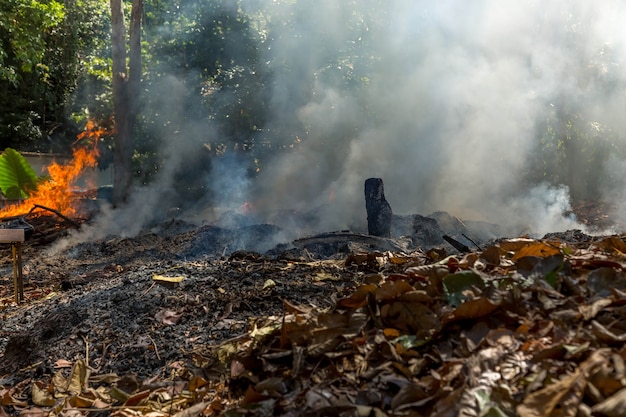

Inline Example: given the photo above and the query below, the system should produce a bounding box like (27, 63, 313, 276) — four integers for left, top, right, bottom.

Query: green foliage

(0, 0, 64, 83)
(0, 0, 111, 151)
(0, 148, 39, 200)
(0, 0, 65, 149)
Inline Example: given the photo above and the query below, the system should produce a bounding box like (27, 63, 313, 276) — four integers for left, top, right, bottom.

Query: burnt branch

(364, 178, 393, 238)
(29, 204, 80, 228)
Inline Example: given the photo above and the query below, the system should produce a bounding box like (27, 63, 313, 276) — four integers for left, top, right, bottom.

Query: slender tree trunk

(128, 0, 142, 117)
(110, 0, 142, 206)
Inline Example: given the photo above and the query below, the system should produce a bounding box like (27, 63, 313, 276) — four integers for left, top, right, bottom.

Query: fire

(0, 122, 105, 219)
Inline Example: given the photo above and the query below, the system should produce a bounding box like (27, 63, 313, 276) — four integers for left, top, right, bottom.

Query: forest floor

(1, 201, 626, 417)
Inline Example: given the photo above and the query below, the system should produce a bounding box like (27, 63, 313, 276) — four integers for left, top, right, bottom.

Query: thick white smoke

(239, 0, 626, 236)
(57, 0, 626, 252)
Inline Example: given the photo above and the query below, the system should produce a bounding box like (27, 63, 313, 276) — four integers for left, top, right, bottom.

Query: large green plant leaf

(0, 148, 39, 199)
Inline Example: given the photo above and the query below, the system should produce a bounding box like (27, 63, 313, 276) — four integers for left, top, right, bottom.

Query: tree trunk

(128, 0, 142, 112)
(110, 0, 142, 206)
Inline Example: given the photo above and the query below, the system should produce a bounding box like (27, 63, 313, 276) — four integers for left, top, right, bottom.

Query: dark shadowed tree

(110, 0, 143, 205)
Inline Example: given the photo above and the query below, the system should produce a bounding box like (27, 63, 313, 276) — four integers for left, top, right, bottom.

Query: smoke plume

(247, 0, 626, 236)
(59, 0, 626, 252)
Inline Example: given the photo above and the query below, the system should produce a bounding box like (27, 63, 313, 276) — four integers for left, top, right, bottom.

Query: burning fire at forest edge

(0, 121, 104, 219)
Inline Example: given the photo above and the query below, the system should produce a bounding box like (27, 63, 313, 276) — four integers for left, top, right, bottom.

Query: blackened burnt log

(365, 178, 393, 237)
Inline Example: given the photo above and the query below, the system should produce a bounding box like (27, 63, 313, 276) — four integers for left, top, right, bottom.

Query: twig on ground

(148, 334, 161, 361)
(81, 334, 90, 368)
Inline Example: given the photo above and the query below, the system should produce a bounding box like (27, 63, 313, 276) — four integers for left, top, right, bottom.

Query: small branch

(462, 233, 482, 251)
(29, 204, 80, 228)
(442, 235, 471, 253)
(148, 334, 161, 361)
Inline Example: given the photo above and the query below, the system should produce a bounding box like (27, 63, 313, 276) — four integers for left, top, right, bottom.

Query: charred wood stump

(365, 178, 393, 237)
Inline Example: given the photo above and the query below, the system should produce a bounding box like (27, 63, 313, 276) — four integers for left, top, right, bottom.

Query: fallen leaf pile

(4, 234, 626, 416)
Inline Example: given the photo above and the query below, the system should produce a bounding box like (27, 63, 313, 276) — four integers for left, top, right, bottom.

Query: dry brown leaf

(69, 393, 96, 408)
(381, 301, 438, 335)
(552, 371, 586, 417)
(54, 359, 73, 368)
(280, 318, 311, 345)
(383, 328, 400, 338)
(188, 376, 209, 392)
(67, 359, 87, 395)
(152, 274, 185, 283)
(337, 284, 377, 309)
(399, 290, 431, 303)
(571, 256, 625, 271)
(578, 298, 612, 320)
(155, 309, 183, 325)
(262, 278, 276, 289)
(304, 387, 352, 410)
(30, 381, 55, 407)
(517, 371, 584, 417)
(255, 377, 288, 396)
(444, 297, 500, 322)
(590, 236, 626, 255)
(282, 299, 311, 315)
(511, 241, 561, 260)
(482, 328, 515, 347)
(110, 408, 140, 417)
(1, 390, 27, 408)
(312, 271, 339, 281)
(391, 382, 432, 410)
(481, 245, 502, 266)
(171, 401, 209, 417)
(345, 253, 373, 266)
(375, 280, 414, 301)
(353, 405, 389, 417)
(592, 387, 626, 417)
(18, 408, 48, 417)
(317, 311, 367, 339)
(586, 351, 624, 397)
(61, 409, 87, 417)
(430, 386, 464, 417)
(230, 360, 246, 379)
(93, 396, 112, 410)
(124, 389, 150, 407)
(587, 267, 626, 297)
(52, 370, 69, 394)
(591, 320, 626, 343)
(308, 330, 342, 357)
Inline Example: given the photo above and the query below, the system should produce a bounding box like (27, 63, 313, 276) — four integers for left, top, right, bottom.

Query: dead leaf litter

(1, 218, 626, 416)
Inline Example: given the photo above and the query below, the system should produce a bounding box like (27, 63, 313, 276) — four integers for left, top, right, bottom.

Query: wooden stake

(12, 242, 23, 303)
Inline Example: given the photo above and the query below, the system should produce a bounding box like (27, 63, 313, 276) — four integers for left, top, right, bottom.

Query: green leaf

(0, 148, 39, 199)
(442, 271, 486, 307)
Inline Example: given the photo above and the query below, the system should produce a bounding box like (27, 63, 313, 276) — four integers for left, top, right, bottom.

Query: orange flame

(0, 122, 105, 219)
